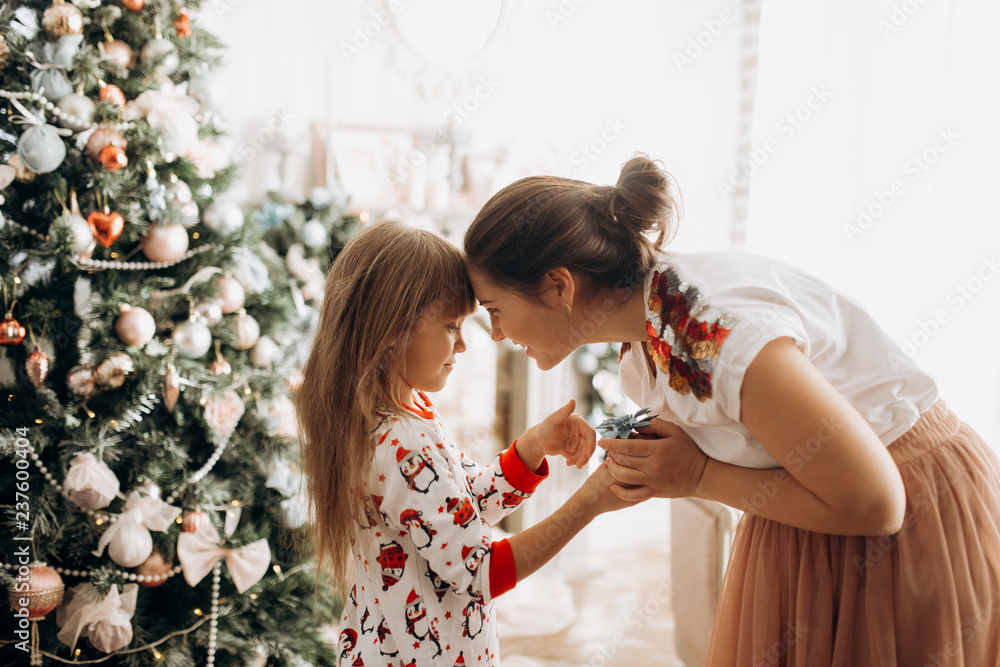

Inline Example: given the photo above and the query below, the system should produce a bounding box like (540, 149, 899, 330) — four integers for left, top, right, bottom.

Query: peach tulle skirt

(707, 400, 1000, 667)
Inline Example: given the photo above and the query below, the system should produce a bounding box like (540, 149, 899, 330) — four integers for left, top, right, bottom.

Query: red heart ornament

(87, 210, 124, 248)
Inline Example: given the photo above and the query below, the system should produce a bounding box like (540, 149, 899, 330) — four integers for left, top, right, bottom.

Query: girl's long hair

(296, 220, 474, 595)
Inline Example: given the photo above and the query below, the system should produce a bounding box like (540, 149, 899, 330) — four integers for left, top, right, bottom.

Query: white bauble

(301, 218, 328, 249)
(140, 223, 189, 263)
(202, 201, 244, 236)
(164, 180, 192, 207)
(52, 212, 95, 255)
(177, 200, 199, 226)
(107, 521, 152, 568)
(195, 300, 224, 326)
(250, 335, 278, 368)
(17, 124, 66, 174)
(187, 70, 226, 110)
(173, 318, 212, 358)
(56, 93, 96, 131)
(140, 38, 178, 75)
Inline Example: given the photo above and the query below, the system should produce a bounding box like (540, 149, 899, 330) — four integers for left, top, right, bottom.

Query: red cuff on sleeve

(488, 538, 517, 598)
(499, 440, 549, 493)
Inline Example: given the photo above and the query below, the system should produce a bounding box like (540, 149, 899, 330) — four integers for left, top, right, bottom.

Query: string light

(193, 608, 203, 616)
(34, 418, 42, 424)
(152, 649, 163, 660)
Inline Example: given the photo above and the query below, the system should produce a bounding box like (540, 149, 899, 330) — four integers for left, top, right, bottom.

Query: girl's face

(398, 309, 467, 396)
(468, 267, 573, 371)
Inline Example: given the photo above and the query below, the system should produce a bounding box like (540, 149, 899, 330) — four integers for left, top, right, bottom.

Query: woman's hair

(296, 220, 475, 595)
(463, 153, 681, 301)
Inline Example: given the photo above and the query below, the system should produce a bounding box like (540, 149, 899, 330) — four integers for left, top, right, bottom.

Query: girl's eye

(486, 307, 498, 316)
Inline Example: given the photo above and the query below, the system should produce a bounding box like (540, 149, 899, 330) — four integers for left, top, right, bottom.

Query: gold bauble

(42, 1, 84, 37)
(0, 35, 9, 70)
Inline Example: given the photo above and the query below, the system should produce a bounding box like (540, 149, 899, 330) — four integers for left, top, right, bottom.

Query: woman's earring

(562, 302, 573, 315)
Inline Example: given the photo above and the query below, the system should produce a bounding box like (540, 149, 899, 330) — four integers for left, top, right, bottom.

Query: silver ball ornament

(202, 201, 244, 236)
(231, 310, 260, 350)
(301, 218, 328, 249)
(177, 200, 200, 227)
(173, 317, 212, 358)
(17, 124, 66, 174)
(164, 180, 192, 207)
(249, 335, 278, 368)
(195, 300, 224, 326)
(56, 93, 96, 132)
(140, 38, 178, 76)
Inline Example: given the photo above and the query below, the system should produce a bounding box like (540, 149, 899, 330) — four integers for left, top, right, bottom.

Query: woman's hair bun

(612, 153, 680, 248)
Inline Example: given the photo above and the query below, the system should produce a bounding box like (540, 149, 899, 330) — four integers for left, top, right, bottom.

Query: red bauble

(0, 314, 25, 346)
(136, 551, 173, 588)
(99, 84, 126, 108)
(174, 12, 191, 38)
(121, 0, 145, 11)
(85, 127, 126, 161)
(181, 509, 206, 533)
(99, 145, 128, 171)
(87, 210, 124, 248)
(7, 562, 64, 620)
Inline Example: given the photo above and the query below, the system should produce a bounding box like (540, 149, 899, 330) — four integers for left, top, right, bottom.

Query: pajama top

(337, 390, 548, 667)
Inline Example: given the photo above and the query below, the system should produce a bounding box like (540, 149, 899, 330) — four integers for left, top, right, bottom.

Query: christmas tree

(0, 1, 348, 665)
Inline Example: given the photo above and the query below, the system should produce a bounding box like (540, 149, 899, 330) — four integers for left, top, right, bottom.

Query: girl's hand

(521, 400, 597, 469)
(575, 462, 641, 515)
(600, 419, 709, 502)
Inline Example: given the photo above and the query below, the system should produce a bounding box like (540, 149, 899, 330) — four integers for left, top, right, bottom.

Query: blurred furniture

(671, 498, 743, 667)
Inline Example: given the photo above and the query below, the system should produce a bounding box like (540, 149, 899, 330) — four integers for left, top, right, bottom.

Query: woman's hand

(600, 418, 709, 501)
(519, 399, 597, 470)
(574, 462, 641, 514)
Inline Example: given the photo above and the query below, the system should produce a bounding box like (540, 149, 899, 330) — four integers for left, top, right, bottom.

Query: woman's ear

(544, 267, 577, 308)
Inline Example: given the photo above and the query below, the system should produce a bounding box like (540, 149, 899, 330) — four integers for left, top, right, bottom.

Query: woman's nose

(489, 314, 505, 342)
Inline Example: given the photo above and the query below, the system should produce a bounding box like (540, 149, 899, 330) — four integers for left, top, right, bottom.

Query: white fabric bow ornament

(92, 491, 181, 568)
(177, 514, 271, 593)
(123, 80, 200, 156)
(65, 453, 120, 510)
(56, 583, 138, 653)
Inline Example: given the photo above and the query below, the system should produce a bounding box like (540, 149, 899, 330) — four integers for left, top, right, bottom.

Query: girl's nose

(455, 332, 467, 354)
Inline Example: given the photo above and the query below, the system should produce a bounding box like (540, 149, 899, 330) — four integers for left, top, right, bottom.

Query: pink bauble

(85, 127, 126, 161)
(195, 300, 224, 326)
(140, 223, 189, 263)
(114, 306, 156, 346)
(102, 39, 135, 69)
(215, 276, 245, 314)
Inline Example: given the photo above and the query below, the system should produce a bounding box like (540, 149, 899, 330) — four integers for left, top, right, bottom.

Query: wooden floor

(500, 543, 686, 667)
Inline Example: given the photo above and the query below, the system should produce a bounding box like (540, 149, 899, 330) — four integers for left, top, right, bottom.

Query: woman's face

(468, 267, 575, 370)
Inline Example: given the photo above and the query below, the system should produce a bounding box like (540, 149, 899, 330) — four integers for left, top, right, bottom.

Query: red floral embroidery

(644, 266, 734, 401)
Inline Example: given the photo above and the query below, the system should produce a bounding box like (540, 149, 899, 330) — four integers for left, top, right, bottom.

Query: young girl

(462, 155, 1000, 666)
(296, 220, 628, 666)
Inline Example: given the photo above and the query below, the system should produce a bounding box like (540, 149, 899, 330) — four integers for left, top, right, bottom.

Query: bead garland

(0, 560, 183, 584)
(3, 221, 48, 241)
(206, 562, 222, 666)
(72, 243, 224, 272)
(0, 88, 133, 133)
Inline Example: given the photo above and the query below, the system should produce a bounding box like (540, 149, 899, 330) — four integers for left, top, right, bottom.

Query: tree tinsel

(0, 2, 341, 665)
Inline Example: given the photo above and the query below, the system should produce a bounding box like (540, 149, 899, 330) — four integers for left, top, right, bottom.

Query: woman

(462, 154, 1000, 666)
